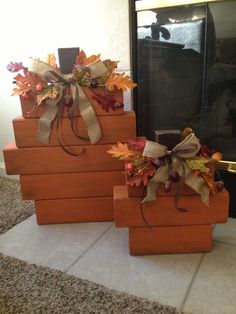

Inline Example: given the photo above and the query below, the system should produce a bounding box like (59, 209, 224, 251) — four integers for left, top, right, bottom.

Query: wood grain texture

(35, 197, 114, 224)
(13, 112, 136, 148)
(129, 224, 212, 255)
(114, 185, 229, 227)
(3, 142, 125, 175)
(20, 87, 124, 118)
(20, 171, 125, 200)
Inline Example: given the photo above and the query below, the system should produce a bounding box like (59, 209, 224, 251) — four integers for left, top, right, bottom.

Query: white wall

(0, 0, 131, 164)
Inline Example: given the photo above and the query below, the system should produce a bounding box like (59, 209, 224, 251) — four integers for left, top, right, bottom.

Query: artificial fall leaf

(200, 173, 217, 194)
(75, 50, 100, 66)
(72, 68, 90, 85)
(186, 157, 210, 174)
(36, 85, 60, 105)
(12, 72, 45, 96)
(76, 50, 86, 65)
(46, 54, 57, 68)
(103, 59, 119, 74)
(7, 62, 27, 73)
(91, 90, 123, 112)
(127, 166, 156, 186)
(84, 53, 101, 65)
(106, 73, 137, 92)
(127, 140, 145, 151)
(107, 142, 136, 160)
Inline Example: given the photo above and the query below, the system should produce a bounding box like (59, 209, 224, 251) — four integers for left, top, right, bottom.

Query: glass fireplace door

(133, 0, 236, 162)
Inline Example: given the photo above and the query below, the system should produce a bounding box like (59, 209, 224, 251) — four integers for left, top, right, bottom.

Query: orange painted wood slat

(35, 197, 114, 224)
(114, 185, 229, 227)
(20, 171, 125, 200)
(20, 87, 124, 118)
(3, 142, 125, 175)
(129, 224, 212, 255)
(13, 112, 136, 148)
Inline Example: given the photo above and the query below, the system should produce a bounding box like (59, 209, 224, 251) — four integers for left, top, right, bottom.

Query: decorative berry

(64, 94, 73, 107)
(216, 180, 224, 192)
(126, 162, 134, 173)
(35, 83, 43, 92)
(169, 170, 180, 182)
(90, 79, 98, 88)
(164, 180, 171, 193)
(211, 152, 222, 161)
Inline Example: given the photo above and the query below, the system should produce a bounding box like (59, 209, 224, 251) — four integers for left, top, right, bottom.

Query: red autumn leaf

(127, 165, 156, 186)
(91, 90, 123, 112)
(127, 140, 145, 151)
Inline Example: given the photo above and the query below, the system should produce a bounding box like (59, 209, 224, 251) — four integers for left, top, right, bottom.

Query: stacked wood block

(3, 88, 136, 224)
(114, 181, 229, 255)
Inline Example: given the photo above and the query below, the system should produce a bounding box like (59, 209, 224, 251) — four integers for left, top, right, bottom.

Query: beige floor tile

(183, 241, 236, 314)
(67, 225, 202, 309)
(213, 218, 236, 245)
(0, 215, 112, 271)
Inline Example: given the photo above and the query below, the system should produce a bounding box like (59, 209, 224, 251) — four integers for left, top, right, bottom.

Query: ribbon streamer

(29, 59, 102, 146)
(142, 133, 210, 206)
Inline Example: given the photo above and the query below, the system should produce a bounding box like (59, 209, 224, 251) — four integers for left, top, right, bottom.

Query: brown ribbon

(142, 133, 210, 207)
(29, 59, 103, 147)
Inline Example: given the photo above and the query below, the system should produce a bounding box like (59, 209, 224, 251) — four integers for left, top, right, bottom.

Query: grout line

(64, 222, 114, 273)
(179, 253, 205, 312)
(213, 239, 236, 246)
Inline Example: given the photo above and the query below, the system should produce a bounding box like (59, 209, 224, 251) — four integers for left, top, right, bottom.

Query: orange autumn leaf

(106, 72, 137, 91)
(46, 54, 57, 68)
(76, 50, 86, 65)
(127, 166, 156, 186)
(84, 53, 100, 65)
(75, 50, 100, 66)
(107, 142, 135, 160)
(12, 72, 44, 96)
(200, 173, 217, 194)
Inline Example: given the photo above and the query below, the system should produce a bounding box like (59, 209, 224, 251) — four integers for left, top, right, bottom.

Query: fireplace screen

(133, 0, 236, 161)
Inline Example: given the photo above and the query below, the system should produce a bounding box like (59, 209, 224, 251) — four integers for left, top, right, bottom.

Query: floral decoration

(7, 50, 137, 153)
(108, 128, 224, 206)
(7, 51, 137, 113)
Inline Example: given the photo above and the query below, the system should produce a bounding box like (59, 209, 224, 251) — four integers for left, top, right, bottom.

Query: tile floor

(0, 215, 236, 314)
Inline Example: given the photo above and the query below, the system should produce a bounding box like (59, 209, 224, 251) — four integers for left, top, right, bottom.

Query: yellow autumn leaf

(36, 86, 60, 105)
(186, 157, 210, 174)
(46, 54, 57, 68)
(107, 142, 135, 160)
(106, 73, 137, 91)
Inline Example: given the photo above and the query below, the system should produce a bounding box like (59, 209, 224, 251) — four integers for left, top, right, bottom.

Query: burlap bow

(142, 133, 210, 206)
(29, 59, 104, 145)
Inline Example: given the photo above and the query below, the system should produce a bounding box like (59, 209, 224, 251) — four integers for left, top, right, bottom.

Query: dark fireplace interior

(130, 0, 236, 217)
